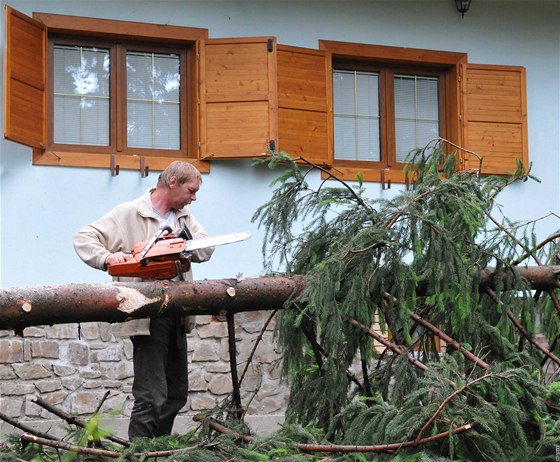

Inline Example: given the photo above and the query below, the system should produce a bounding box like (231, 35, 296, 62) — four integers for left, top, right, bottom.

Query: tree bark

(0, 265, 558, 333)
(0, 276, 305, 333)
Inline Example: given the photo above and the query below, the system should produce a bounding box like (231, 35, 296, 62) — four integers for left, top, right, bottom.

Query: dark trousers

(128, 315, 188, 439)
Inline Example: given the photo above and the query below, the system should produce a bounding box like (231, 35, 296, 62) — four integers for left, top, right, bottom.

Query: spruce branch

(195, 414, 475, 455)
(415, 372, 493, 442)
(19, 433, 207, 459)
(345, 317, 428, 372)
(296, 423, 475, 454)
(293, 155, 373, 213)
(0, 410, 57, 441)
(30, 395, 129, 447)
(409, 312, 490, 370)
(485, 288, 560, 367)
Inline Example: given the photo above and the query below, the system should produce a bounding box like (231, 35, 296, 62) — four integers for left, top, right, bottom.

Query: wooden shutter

(3, 6, 46, 149)
(462, 64, 528, 175)
(277, 45, 332, 165)
(200, 37, 277, 159)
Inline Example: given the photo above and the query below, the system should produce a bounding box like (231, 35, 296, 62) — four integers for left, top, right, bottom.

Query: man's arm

(74, 213, 128, 271)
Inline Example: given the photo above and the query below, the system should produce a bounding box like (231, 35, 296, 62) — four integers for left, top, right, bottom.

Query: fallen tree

(0, 276, 306, 333)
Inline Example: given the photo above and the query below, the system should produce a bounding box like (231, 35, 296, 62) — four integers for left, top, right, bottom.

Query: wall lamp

(455, 0, 472, 17)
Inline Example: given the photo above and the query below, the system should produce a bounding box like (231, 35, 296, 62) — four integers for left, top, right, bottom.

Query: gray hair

(157, 161, 201, 187)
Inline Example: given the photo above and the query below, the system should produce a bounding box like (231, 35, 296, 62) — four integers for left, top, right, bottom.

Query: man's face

(172, 178, 200, 209)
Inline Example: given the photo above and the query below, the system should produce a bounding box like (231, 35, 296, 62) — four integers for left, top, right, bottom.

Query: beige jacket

(74, 188, 214, 337)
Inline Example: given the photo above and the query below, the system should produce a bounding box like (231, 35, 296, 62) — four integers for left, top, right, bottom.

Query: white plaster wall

(0, 0, 559, 288)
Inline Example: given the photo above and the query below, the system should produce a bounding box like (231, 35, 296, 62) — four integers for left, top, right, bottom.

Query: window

(333, 68, 442, 166)
(51, 40, 186, 153)
(393, 74, 440, 162)
(322, 41, 528, 182)
(5, 7, 209, 172)
(53, 43, 111, 147)
(321, 41, 461, 183)
(333, 69, 381, 162)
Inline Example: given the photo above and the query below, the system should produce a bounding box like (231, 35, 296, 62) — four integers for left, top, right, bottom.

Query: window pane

(333, 70, 380, 161)
(394, 74, 439, 163)
(127, 51, 181, 150)
(53, 45, 110, 146)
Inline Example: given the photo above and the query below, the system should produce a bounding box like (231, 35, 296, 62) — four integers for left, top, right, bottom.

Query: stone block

(0, 365, 16, 380)
(97, 323, 114, 342)
(46, 324, 79, 339)
(1, 383, 35, 395)
(189, 393, 217, 411)
(13, 363, 51, 380)
(25, 398, 44, 417)
(81, 368, 102, 379)
(192, 342, 219, 362)
(90, 346, 122, 362)
(79, 323, 99, 340)
(196, 322, 228, 339)
(53, 365, 77, 377)
(122, 339, 133, 360)
(187, 368, 208, 391)
(35, 378, 62, 393)
(208, 374, 232, 395)
(0, 397, 24, 417)
(31, 340, 60, 359)
(101, 394, 127, 414)
(22, 326, 46, 338)
(0, 339, 23, 363)
(100, 362, 134, 380)
(61, 376, 84, 391)
(67, 342, 89, 366)
(72, 391, 102, 415)
(42, 390, 68, 406)
(204, 362, 231, 373)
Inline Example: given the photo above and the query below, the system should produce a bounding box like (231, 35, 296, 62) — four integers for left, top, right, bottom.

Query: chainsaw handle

(138, 226, 173, 260)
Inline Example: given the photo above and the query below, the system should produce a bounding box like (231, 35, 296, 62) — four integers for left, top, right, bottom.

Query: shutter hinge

(267, 38, 274, 52)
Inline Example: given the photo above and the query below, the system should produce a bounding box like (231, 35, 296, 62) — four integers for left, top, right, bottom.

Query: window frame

(320, 40, 467, 183)
(48, 37, 191, 157)
(32, 12, 209, 172)
(332, 60, 448, 168)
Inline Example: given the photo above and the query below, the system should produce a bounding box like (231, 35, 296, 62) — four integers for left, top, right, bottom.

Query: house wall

(0, 0, 559, 440)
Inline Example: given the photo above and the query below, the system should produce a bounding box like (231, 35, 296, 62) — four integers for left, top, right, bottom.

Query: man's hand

(106, 252, 133, 267)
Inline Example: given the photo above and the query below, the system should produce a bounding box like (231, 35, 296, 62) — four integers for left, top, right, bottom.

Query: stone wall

(0, 311, 289, 439)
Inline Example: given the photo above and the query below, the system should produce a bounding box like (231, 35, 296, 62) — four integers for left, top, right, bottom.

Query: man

(74, 161, 214, 439)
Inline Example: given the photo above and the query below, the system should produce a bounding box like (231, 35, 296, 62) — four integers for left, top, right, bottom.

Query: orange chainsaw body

(107, 234, 191, 280)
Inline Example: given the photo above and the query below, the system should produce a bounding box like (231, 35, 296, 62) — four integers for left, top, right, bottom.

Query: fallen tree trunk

(1, 265, 559, 333)
(0, 276, 306, 333)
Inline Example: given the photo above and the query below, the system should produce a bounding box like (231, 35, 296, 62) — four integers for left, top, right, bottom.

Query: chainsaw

(107, 226, 251, 280)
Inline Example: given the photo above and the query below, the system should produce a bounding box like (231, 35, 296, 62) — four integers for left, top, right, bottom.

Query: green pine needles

(252, 140, 560, 461)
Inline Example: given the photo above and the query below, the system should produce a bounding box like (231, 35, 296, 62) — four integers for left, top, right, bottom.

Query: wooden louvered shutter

(3, 6, 46, 149)
(462, 64, 528, 175)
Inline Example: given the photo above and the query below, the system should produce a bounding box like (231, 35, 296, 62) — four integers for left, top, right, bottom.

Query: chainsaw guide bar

(107, 230, 251, 280)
